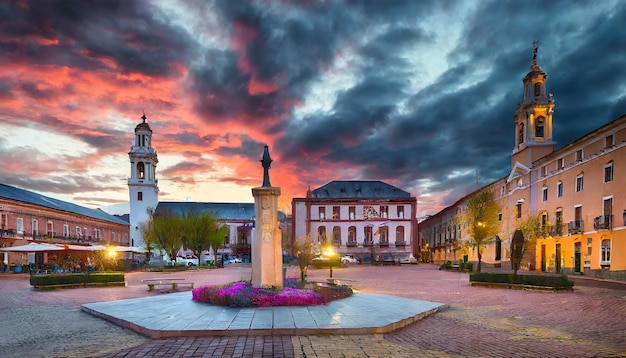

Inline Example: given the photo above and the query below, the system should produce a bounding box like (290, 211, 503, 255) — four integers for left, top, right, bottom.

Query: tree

(459, 188, 501, 272)
(142, 210, 184, 266)
(513, 213, 546, 275)
(292, 234, 316, 283)
(183, 211, 228, 266)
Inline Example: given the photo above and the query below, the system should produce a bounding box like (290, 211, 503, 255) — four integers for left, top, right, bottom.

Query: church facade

(418, 45, 626, 281)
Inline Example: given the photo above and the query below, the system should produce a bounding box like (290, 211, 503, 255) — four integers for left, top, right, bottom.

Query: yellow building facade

(419, 45, 626, 281)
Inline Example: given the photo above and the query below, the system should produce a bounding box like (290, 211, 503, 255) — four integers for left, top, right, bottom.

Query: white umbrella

(0, 242, 65, 252)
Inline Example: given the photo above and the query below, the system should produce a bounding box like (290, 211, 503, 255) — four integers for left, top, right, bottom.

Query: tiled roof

(155, 202, 286, 221)
(311, 180, 411, 198)
(0, 183, 129, 225)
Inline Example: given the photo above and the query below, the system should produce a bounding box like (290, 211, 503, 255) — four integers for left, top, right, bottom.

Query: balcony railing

(346, 241, 358, 247)
(568, 220, 583, 234)
(593, 215, 613, 230)
(363, 240, 374, 247)
(395, 241, 406, 246)
(332, 240, 342, 246)
(547, 223, 564, 237)
(378, 240, 389, 247)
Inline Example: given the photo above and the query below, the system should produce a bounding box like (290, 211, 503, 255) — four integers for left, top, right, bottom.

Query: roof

(155, 202, 287, 221)
(0, 183, 129, 226)
(311, 180, 411, 199)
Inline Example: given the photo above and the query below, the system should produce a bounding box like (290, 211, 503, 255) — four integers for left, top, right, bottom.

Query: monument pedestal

(251, 187, 282, 289)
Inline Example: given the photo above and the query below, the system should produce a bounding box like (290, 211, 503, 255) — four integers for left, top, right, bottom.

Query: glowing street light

(324, 246, 335, 278)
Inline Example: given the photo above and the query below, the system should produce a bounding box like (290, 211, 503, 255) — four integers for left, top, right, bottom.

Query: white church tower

(128, 113, 159, 250)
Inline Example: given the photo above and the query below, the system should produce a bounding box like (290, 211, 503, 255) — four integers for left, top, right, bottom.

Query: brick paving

(1, 265, 625, 357)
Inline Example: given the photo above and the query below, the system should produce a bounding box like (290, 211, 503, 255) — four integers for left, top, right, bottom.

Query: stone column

(251, 187, 282, 289)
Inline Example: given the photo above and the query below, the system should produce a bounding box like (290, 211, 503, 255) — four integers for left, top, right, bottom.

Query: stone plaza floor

(0, 264, 625, 357)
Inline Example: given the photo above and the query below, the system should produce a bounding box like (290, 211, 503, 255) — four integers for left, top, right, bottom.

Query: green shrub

(87, 272, 125, 283)
(30, 272, 126, 287)
(469, 272, 573, 288)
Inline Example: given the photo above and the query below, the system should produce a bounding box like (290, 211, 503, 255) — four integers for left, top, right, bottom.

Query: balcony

(395, 241, 407, 246)
(346, 241, 358, 247)
(378, 240, 389, 247)
(332, 240, 342, 247)
(547, 224, 563, 237)
(363, 240, 374, 247)
(568, 220, 583, 234)
(593, 215, 613, 231)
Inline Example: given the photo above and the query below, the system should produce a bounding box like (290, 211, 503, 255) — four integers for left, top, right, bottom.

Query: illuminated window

(137, 162, 145, 179)
(397, 206, 404, 219)
(318, 207, 325, 221)
(332, 206, 340, 220)
(535, 116, 545, 138)
(349, 206, 355, 220)
(380, 206, 389, 218)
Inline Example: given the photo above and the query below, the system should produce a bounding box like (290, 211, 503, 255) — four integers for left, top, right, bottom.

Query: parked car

(376, 254, 396, 265)
(176, 256, 199, 266)
(340, 255, 360, 265)
(226, 257, 243, 264)
(399, 255, 418, 265)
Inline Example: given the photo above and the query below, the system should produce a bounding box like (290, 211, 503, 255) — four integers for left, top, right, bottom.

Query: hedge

(469, 272, 574, 288)
(30, 272, 125, 288)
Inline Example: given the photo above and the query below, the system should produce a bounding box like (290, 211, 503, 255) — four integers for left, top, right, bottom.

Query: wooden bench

(142, 278, 194, 291)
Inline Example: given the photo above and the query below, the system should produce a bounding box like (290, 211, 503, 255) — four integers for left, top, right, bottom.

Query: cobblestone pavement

(1, 265, 625, 357)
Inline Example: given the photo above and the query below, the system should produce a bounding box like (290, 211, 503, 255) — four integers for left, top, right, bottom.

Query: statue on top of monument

(260, 145, 272, 187)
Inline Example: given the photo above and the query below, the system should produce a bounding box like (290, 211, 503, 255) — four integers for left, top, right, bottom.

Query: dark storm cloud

(215, 134, 265, 158)
(0, 0, 196, 76)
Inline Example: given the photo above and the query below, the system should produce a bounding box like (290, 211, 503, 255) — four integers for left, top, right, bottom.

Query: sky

(1, 0, 625, 217)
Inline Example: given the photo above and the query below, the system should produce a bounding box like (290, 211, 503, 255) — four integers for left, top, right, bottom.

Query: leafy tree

(513, 213, 546, 275)
(142, 210, 184, 266)
(459, 188, 501, 272)
(292, 234, 316, 283)
(182, 211, 228, 266)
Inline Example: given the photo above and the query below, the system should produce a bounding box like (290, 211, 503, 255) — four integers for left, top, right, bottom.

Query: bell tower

(128, 113, 159, 250)
(511, 41, 555, 168)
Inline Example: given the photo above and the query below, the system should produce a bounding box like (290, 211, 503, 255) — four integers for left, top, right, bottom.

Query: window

(575, 149, 583, 161)
(332, 226, 341, 245)
(534, 82, 542, 96)
(557, 181, 563, 198)
(94, 229, 100, 239)
(540, 166, 546, 177)
(541, 212, 548, 232)
(318, 207, 325, 221)
(137, 162, 145, 179)
(555, 209, 563, 236)
(586, 238, 592, 256)
(63, 224, 69, 237)
(112, 232, 116, 242)
(332, 206, 340, 220)
(498, 213, 502, 221)
(318, 226, 327, 243)
(32, 219, 38, 236)
(364, 226, 373, 243)
(601, 239, 611, 265)
(396, 226, 405, 243)
(605, 134, 614, 148)
(380, 206, 389, 218)
(76, 226, 82, 238)
(576, 174, 584, 192)
(557, 158, 563, 170)
(349, 206, 355, 220)
(397, 206, 404, 219)
(379, 226, 388, 243)
(348, 226, 356, 243)
(542, 186, 548, 201)
(604, 162, 613, 183)
(17, 218, 24, 234)
(516, 202, 522, 219)
(535, 116, 545, 138)
(47, 221, 53, 236)
(138, 191, 143, 201)
(518, 123, 524, 145)
(84, 228, 89, 239)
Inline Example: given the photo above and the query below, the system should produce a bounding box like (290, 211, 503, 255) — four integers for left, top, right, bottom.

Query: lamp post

(324, 246, 335, 278)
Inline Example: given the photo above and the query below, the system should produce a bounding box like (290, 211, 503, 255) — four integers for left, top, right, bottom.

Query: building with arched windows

(292, 181, 418, 263)
(419, 44, 626, 281)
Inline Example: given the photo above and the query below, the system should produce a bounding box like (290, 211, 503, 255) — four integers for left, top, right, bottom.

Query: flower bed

(192, 279, 353, 307)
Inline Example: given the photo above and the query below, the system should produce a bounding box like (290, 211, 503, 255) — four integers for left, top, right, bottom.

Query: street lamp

(324, 246, 335, 278)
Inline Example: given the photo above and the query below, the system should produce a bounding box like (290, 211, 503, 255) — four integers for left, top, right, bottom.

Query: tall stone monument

(251, 145, 283, 289)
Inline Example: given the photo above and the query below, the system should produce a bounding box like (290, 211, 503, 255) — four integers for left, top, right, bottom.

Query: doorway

(555, 244, 562, 273)
(541, 245, 546, 272)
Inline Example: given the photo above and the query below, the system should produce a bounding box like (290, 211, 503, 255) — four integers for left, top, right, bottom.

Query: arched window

(332, 226, 341, 246)
(535, 116, 545, 138)
(379, 226, 388, 243)
(364, 226, 372, 244)
(348, 226, 356, 244)
(396, 226, 405, 244)
(518, 123, 524, 146)
(534, 82, 542, 96)
(318, 226, 327, 244)
(137, 162, 145, 179)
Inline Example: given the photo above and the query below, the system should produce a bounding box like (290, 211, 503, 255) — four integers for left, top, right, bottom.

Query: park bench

(142, 278, 194, 291)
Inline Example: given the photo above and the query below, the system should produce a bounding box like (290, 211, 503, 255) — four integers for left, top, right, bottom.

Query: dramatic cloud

(0, 0, 624, 216)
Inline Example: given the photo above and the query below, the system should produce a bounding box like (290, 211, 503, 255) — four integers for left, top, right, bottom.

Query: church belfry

(128, 113, 159, 250)
(511, 42, 556, 168)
